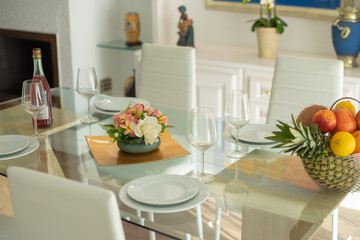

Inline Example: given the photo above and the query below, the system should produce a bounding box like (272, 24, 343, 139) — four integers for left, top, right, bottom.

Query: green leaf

(289, 128, 303, 139)
(251, 19, 268, 32)
(276, 23, 284, 34)
(276, 17, 288, 26)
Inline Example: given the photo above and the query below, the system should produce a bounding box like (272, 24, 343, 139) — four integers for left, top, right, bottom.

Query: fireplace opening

(0, 29, 59, 102)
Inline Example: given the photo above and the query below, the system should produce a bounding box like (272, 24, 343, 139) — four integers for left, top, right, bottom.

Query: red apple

(356, 110, 360, 130)
(312, 109, 337, 133)
(332, 108, 357, 133)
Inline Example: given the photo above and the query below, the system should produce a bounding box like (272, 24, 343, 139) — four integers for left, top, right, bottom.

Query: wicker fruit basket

(302, 154, 360, 191)
(267, 97, 360, 192)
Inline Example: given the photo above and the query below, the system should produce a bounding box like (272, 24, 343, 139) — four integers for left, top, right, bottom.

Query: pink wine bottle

(32, 48, 53, 128)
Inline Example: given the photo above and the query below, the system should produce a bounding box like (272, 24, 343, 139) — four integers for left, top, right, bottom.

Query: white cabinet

(196, 43, 360, 124)
(243, 68, 274, 123)
(196, 60, 274, 123)
(197, 63, 360, 124)
(196, 60, 243, 118)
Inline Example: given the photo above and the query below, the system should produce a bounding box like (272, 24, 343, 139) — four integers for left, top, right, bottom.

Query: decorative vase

(117, 138, 161, 154)
(331, 7, 360, 68)
(124, 12, 142, 47)
(255, 27, 279, 59)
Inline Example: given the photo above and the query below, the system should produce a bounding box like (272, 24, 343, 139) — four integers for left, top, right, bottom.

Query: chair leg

(332, 208, 338, 240)
(214, 206, 222, 240)
(196, 205, 204, 239)
(147, 212, 156, 240)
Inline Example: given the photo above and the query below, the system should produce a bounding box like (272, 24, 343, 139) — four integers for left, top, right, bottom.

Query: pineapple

(266, 115, 360, 191)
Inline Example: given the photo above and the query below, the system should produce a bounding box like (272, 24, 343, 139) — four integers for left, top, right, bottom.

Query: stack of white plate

(91, 94, 150, 115)
(119, 174, 210, 213)
(224, 124, 278, 147)
(0, 135, 40, 173)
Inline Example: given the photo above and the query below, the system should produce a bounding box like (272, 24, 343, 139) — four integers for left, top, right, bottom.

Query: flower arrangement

(243, 0, 287, 34)
(100, 103, 170, 145)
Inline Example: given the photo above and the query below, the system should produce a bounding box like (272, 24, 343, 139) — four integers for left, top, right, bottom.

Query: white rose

(135, 116, 162, 145)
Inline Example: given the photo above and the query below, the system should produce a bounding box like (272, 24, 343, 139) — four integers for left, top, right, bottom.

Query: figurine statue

(177, 5, 194, 47)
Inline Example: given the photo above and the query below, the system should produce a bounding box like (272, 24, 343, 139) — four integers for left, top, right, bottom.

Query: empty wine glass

(76, 66, 99, 124)
(187, 107, 217, 183)
(224, 90, 251, 158)
(21, 79, 47, 139)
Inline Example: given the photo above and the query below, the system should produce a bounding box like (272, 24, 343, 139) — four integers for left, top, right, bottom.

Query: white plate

(127, 175, 199, 205)
(119, 177, 209, 213)
(95, 95, 150, 112)
(0, 135, 30, 156)
(91, 104, 119, 116)
(231, 124, 277, 144)
(0, 136, 39, 161)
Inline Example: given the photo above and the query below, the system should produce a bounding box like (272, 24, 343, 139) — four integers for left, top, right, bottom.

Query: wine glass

(224, 90, 251, 158)
(21, 79, 47, 139)
(76, 66, 99, 124)
(187, 107, 217, 183)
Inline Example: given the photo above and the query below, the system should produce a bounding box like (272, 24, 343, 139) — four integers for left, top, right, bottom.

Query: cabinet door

(196, 60, 243, 118)
(244, 68, 274, 123)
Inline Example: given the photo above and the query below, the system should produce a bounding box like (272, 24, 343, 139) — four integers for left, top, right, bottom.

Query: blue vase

(331, 7, 360, 68)
(117, 138, 161, 154)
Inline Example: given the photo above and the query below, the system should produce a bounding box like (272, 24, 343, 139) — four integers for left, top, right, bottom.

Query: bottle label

(37, 107, 49, 120)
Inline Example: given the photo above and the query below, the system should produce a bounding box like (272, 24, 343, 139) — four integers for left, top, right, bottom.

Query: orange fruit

(335, 100, 356, 116)
(352, 130, 360, 154)
(330, 131, 356, 157)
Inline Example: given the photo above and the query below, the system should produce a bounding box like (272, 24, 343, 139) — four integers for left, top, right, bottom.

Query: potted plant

(243, 0, 288, 58)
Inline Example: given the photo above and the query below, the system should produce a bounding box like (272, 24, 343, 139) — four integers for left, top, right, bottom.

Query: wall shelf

(97, 39, 142, 51)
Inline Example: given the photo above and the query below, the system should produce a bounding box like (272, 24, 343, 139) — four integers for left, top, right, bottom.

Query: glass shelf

(97, 39, 142, 51)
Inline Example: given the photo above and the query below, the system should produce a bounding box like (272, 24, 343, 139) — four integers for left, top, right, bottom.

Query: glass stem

(33, 114, 39, 136)
(201, 151, 205, 176)
(87, 98, 91, 118)
(235, 128, 240, 152)
(235, 161, 239, 179)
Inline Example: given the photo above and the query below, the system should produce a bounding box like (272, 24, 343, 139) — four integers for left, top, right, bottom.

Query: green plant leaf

(251, 19, 268, 32)
(276, 23, 284, 34)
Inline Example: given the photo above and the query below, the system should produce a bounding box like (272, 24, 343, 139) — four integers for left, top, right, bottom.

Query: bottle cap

(33, 48, 42, 59)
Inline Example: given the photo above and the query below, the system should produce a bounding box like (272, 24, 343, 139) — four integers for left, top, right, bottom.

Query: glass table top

(0, 88, 350, 240)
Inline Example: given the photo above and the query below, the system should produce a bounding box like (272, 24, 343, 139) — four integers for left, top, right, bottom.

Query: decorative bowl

(117, 138, 161, 154)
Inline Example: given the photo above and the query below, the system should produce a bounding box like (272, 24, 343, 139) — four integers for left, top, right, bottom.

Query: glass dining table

(0, 87, 349, 240)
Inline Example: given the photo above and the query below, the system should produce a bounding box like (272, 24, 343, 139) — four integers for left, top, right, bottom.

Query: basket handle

(330, 97, 360, 110)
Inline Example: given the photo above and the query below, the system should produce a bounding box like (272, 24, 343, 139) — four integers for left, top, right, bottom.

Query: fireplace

(0, 29, 59, 102)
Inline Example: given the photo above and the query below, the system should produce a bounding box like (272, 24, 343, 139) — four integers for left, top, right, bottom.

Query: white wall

(68, 0, 153, 96)
(153, 0, 342, 57)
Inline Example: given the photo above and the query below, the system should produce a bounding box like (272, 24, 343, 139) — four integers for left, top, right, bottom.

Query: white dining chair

(137, 43, 196, 111)
(266, 55, 344, 240)
(7, 166, 126, 240)
(266, 55, 344, 124)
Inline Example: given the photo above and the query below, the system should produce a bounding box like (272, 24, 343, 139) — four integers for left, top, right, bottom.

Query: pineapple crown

(265, 115, 335, 160)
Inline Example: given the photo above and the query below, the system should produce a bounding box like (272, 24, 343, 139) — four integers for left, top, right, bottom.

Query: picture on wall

(205, 0, 346, 20)
(214, 0, 341, 9)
